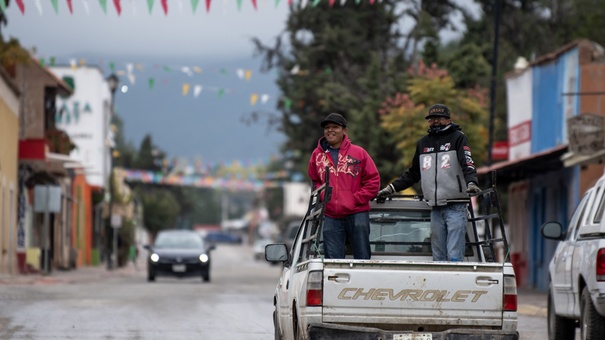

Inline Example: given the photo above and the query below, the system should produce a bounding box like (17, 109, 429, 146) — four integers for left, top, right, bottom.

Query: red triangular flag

(251, 0, 257, 10)
(288, 0, 292, 5)
(15, 0, 25, 14)
(205, 0, 211, 12)
(370, 0, 375, 4)
(161, 0, 168, 15)
(67, 0, 73, 14)
(329, 0, 335, 6)
(114, 0, 122, 15)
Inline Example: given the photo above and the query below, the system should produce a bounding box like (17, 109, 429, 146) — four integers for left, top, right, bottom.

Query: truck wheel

(293, 308, 304, 340)
(581, 286, 605, 340)
(273, 310, 282, 340)
(548, 290, 575, 340)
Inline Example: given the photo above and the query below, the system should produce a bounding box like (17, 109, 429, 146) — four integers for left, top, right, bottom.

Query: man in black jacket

(377, 104, 481, 261)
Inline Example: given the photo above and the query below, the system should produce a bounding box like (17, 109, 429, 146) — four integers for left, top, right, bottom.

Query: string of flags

(0, 0, 383, 15)
(37, 55, 324, 109)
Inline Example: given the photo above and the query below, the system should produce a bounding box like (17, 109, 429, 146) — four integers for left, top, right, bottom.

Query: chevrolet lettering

(337, 288, 488, 302)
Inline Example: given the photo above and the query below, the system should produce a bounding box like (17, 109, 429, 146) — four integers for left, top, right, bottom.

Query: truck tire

(547, 289, 575, 340)
(293, 307, 304, 340)
(581, 286, 605, 340)
(273, 310, 282, 340)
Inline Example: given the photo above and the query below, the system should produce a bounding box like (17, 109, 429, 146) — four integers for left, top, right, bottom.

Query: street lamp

(106, 73, 119, 270)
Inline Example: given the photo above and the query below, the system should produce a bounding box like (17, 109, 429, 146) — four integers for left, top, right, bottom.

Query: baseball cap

(426, 104, 451, 119)
(320, 113, 347, 128)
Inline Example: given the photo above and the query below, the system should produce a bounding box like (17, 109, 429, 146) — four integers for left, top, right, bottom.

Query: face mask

(428, 124, 448, 134)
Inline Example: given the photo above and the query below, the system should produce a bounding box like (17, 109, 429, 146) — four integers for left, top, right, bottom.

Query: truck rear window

(369, 211, 432, 255)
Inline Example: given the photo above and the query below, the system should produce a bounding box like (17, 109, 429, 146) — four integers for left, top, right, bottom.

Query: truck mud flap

(308, 323, 519, 340)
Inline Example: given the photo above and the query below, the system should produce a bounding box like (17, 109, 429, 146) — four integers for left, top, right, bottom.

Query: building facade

(479, 40, 605, 290)
(0, 67, 20, 275)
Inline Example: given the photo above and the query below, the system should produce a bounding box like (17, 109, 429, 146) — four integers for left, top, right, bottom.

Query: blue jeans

(323, 212, 371, 259)
(430, 203, 468, 261)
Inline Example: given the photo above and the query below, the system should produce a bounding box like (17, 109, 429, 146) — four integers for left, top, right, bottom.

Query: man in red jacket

(308, 113, 380, 259)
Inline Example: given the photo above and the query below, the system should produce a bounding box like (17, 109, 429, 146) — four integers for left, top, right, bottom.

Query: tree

(379, 61, 489, 181)
(134, 134, 165, 172)
(136, 188, 180, 237)
(252, 1, 475, 184)
(111, 114, 137, 168)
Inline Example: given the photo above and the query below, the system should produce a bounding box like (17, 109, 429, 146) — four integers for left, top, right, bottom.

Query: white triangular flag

(181, 66, 193, 77)
(83, 0, 90, 14)
(70, 59, 77, 70)
(130, 0, 137, 15)
(261, 94, 270, 104)
(35, 0, 42, 15)
(128, 73, 136, 85)
(340, 0, 347, 5)
(193, 85, 203, 98)
(126, 63, 134, 74)
(302, 0, 308, 8)
(290, 64, 300, 75)
(236, 69, 245, 79)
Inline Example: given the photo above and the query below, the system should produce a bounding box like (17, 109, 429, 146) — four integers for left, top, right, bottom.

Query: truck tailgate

(322, 261, 505, 327)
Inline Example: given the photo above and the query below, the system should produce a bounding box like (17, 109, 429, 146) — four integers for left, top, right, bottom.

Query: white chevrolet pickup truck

(265, 174, 519, 340)
(541, 170, 605, 340)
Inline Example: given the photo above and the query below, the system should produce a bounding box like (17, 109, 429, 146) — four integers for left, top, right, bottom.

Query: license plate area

(172, 264, 186, 272)
(393, 334, 432, 340)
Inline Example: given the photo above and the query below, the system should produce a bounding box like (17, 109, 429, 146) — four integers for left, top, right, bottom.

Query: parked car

(204, 230, 243, 244)
(541, 170, 605, 340)
(253, 238, 274, 261)
(144, 230, 215, 283)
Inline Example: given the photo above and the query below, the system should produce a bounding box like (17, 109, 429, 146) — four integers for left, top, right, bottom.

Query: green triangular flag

(50, 57, 56, 66)
(275, 0, 280, 8)
(191, 0, 200, 12)
(0, 1, 6, 13)
(109, 62, 116, 72)
(284, 98, 292, 111)
(163, 66, 172, 72)
(236, 0, 242, 11)
(220, 68, 228, 75)
(217, 88, 225, 97)
(355, 0, 361, 3)
(324, 67, 332, 75)
(147, 0, 155, 14)
(51, 0, 59, 14)
(99, 0, 108, 14)
(148, 78, 155, 89)
(39, 58, 46, 67)
(312, 0, 321, 7)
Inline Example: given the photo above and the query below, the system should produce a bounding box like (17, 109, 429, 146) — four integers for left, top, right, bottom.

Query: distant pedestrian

(128, 244, 139, 270)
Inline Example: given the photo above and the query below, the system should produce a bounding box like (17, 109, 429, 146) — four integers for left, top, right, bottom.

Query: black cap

(321, 113, 347, 128)
(426, 104, 451, 119)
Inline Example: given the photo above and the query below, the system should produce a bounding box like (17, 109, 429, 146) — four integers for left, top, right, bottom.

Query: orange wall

(72, 173, 93, 266)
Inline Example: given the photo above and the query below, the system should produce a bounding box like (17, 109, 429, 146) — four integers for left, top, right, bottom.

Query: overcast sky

(3, 0, 289, 61)
(2, 0, 475, 165)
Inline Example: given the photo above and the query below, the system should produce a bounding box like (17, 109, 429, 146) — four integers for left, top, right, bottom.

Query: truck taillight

(503, 275, 517, 312)
(597, 249, 605, 282)
(306, 270, 323, 306)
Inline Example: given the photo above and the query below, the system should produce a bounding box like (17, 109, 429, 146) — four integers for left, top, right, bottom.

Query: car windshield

(154, 232, 204, 249)
(369, 210, 431, 254)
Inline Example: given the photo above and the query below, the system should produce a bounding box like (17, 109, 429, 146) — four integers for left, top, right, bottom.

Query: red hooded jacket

(308, 135, 380, 218)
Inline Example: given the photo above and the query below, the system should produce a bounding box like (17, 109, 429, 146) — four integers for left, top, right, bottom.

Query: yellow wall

(0, 78, 20, 274)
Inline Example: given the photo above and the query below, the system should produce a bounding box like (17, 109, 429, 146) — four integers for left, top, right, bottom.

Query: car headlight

(199, 254, 209, 263)
(150, 253, 160, 262)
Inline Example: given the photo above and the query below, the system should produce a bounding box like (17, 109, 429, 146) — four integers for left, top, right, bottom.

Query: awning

(561, 149, 605, 167)
(477, 145, 568, 183)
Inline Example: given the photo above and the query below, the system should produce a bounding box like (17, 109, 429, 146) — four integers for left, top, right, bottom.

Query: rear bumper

(308, 323, 519, 340)
(149, 262, 209, 277)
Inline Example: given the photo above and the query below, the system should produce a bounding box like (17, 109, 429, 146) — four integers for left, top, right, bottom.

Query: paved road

(0, 244, 571, 339)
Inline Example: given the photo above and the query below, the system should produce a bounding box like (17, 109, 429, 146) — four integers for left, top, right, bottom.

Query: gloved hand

(377, 184, 395, 199)
(466, 182, 481, 194)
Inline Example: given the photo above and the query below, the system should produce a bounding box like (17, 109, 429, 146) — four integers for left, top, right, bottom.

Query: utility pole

(106, 73, 119, 269)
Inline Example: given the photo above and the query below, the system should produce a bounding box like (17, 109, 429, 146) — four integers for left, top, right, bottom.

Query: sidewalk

(517, 288, 548, 317)
(0, 261, 140, 286)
